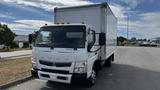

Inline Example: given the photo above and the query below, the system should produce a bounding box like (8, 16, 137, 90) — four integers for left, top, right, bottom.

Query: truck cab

(31, 24, 104, 86)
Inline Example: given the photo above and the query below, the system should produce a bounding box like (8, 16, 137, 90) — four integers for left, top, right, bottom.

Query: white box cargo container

(54, 2, 117, 60)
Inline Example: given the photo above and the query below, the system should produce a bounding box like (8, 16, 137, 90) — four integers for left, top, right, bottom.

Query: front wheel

(85, 69, 97, 87)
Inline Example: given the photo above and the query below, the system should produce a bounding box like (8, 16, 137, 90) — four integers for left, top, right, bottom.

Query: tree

(0, 23, 3, 44)
(0, 23, 5, 44)
(117, 36, 127, 43)
(117, 36, 127, 45)
(0, 23, 16, 48)
(29, 31, 39, 43)
(131, 37, 136, 41)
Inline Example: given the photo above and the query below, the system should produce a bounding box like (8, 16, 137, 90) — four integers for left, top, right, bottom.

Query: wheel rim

(91, 70, 96, 84)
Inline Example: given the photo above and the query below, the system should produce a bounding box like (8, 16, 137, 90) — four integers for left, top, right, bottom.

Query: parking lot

(7, 46, 160, 90)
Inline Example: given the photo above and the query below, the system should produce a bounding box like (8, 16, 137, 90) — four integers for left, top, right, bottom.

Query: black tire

(111, 54, 114, 61)
(104, 57, 112, 67)
(97, 60, 102, 71)
(85, 68, 97, 87)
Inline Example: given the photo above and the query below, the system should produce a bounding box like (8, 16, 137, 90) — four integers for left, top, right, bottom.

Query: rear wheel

(104, 57, 112, 67)
(104, 58, 111, 67)
(104, 54, 114, 67)
(111, 54, 114, 61)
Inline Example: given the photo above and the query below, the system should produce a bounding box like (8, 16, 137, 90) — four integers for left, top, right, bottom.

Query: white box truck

(31, 2, 117, 87)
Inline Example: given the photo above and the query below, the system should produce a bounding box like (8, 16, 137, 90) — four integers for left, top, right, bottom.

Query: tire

(97, 60, 102, 71)
(111, 54, 114, 61)
(85, 68, 97, 87)
(104, 57, 111, 67)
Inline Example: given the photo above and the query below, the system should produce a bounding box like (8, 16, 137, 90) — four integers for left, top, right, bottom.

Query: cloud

(2, 0, 135, 37)
(0, 13, 15, 19)
(2, 20, 53, 34)
(109, 3, 160, 39)
(120, 0, 141, 8)
(1, 0, 93, 11)
(122, 12, 160, 39)
(109, 3, 129, 32)
(1, 0, 127, 23)
(2, 0, 159, 39)
(2, 0, 125, 17)
(118, 0, 142, 9)
(1, 1, 129, 36)
(14, 20, 53, 29)
(119, 0, 155, 9)
(109, 4, 127, 18)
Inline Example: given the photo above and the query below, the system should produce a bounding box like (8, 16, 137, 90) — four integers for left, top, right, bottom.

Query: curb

(0, 76, 33, 90)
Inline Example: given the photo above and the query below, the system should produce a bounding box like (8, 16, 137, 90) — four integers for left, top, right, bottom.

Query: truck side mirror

(29, 34, 32, 44)
(99, 33, 106, 45)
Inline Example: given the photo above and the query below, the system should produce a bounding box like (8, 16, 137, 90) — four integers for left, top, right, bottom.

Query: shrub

(10, 42, 19, 48)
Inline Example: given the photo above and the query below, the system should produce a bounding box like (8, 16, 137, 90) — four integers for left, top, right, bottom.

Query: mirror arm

(89, 46, 102, 53)
(93, 44, 105, 46)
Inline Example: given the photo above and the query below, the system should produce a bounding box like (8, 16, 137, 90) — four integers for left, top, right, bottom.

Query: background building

(14, 35, 29, 48)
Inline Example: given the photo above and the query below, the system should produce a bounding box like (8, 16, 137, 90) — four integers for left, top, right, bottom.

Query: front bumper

(38, 71, 72, 83)
(31, 68, 87, 84)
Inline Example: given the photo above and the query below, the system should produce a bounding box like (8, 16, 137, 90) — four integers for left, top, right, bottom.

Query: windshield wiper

(36, 43, 52, 47)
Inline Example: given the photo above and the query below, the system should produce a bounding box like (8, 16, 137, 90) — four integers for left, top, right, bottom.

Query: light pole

(127, 14, 129, 46)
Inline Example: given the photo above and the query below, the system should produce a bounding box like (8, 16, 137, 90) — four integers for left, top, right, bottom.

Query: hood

(33, 47, 87, 63)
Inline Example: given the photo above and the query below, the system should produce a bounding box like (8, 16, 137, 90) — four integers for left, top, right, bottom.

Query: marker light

(82, 22, 85, 24)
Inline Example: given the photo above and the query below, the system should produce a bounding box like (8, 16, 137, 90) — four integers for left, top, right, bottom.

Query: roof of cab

(41, 23, 88, 28)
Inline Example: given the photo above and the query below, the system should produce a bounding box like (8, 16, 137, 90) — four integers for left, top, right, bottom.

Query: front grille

(39, 60, 53, 66)
(55, 63, 71, 67)
(41, 68, 70, 74)
(41, 74, 50, 78)
(39, 60, 71, 67)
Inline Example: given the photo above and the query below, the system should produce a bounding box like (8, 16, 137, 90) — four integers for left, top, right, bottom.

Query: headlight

(74, 61, 87, 73)
(31, 57, 37, 69)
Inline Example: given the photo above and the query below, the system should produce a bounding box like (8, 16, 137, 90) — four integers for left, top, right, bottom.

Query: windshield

(35, 26, 86, 48)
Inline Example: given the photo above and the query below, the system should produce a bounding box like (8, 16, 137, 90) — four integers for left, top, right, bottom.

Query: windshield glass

(35, 30, 52, 47)
(35, 26, 86, 48)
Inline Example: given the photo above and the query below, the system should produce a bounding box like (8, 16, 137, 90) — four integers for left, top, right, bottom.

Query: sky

(0, 0, 160, 39)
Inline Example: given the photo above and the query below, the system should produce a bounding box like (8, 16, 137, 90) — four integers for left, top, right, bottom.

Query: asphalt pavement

(7, 47, 160, 90)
